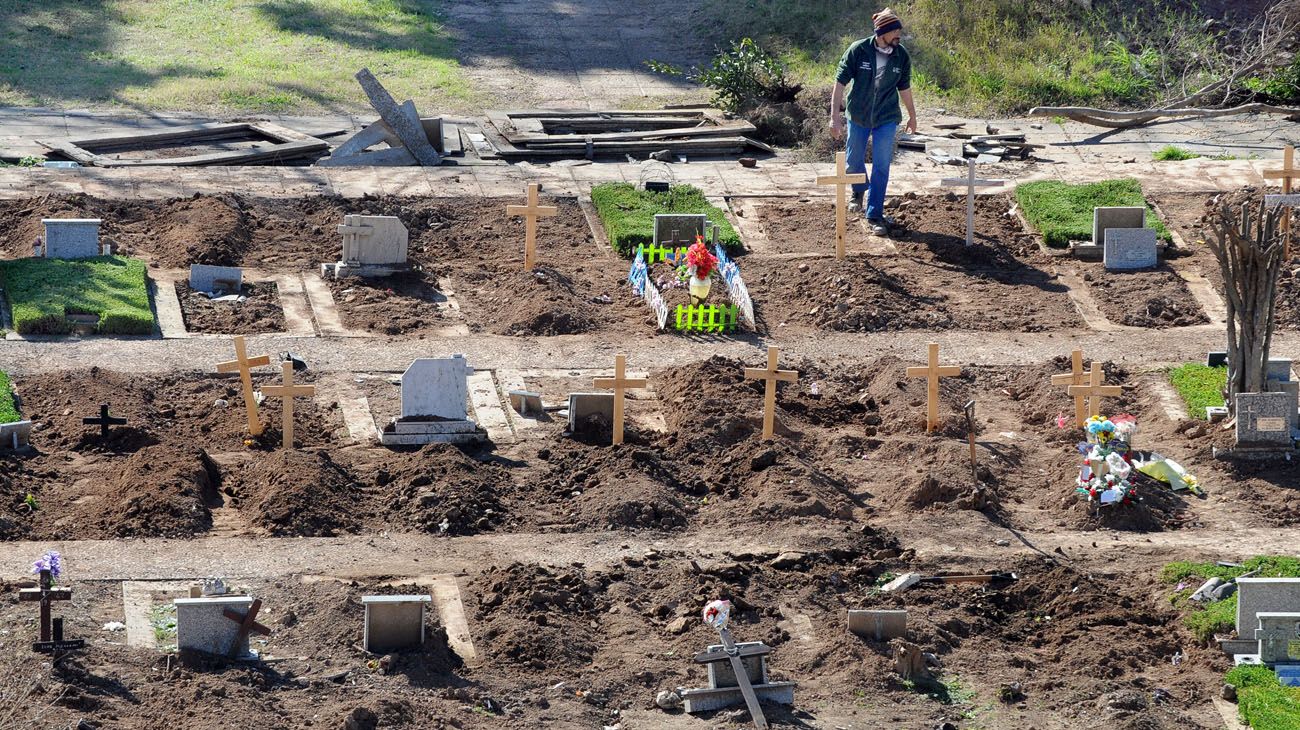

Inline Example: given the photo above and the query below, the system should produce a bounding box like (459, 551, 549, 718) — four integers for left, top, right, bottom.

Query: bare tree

(1207, 190, 1286, 403)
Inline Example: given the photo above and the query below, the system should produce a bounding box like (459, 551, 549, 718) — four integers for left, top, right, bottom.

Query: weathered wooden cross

(743, 346, 799, 440)
(906, 342, 962, 433)
(222, 597, 271, 658)
(260, 361, 316, 450)
(1066, 362, 1123, 420)
(815, 151, 867, 259)
(82, 403, 126, 438)
(593, 354, 647, 446)
(506, 183, 557, 271)
(939, 159, 1005, 246)
(1050, 349, 1090, 427)
(1265, 145, 1300, 257)
(20, 569, 83, 654)
(216, 335, 272, 436)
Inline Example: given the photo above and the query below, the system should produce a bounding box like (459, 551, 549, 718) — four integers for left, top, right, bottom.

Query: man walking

(830, 7, 917, 235)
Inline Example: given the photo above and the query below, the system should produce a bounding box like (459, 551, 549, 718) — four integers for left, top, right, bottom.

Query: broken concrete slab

(847, 609, 908, 641)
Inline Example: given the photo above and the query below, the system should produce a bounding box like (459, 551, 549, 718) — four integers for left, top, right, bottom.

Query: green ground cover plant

(1225, 664, 1300, 730)
(1153, 145, 1200, 161)
(0, 1, 472, 113)
(1015, 179, 1171, 248)
(0, 370, 18, 423)
(1168, 364, 1226, 420)
(590, 183, 743, 258)
(0, 256, 155, 335)
(1161, 556, 1300, 642)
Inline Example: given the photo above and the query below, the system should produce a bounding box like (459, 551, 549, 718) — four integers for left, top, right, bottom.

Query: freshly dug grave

(377, 443, 510, 535)
(747, 195, 1081, 333)
(227, 449, 367, 537)
(1075, 262, 1208, 328)
(175, 281, 286, 334)
(326, 269, 452, 336)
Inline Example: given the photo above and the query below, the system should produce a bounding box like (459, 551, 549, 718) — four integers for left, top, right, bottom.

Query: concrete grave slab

(1268, 358, 1294, 382)
(1265, 380, 1300, 430)
(0, 420, 33, 450)
(1234, 392, 1295, 448)
(1207, 352, 1228, 368)
(848, 609, 908, 641)
(1103, 228, 1158, 270)
(1254, 612, 1300, 664)
(323, 214, 410, 278)
(42, 219, 101, 259)
(362, 594, 430, 653)
(508, 389, 543, 415)
(189, 264, 244, 293)
(174, 596, 257, 658)
(1237, 578, 1300, 634)
(401, 356, 471, 420)
(1092, 207, 1145, 246)
(1265, 194, 1300, 209)
(567, 392, 614, 432)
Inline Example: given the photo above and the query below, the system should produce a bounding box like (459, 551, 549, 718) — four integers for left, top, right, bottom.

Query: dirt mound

(378, 443, 508, 535)
(527, 442, 692, 530)
(456, 266, 606, 337)
(0, 195, 127, 257)
(473, 563, 611, 670)
(63, 447, 216, 538)
(233, 450, 365, 536)
(892, 193, 1045, 260)
(328, 270, 450, 336)
(146, 194, 251, 267)
(1000, 360, 1140, 440)
(1080, 265, 1208, 328)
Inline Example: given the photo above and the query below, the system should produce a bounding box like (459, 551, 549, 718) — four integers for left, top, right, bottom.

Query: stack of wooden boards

(902, 121, 1042, 165)
(480, 109, 773, 160)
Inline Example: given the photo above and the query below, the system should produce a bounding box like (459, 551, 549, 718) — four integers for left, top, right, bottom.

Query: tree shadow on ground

(253, 0, 457, 60)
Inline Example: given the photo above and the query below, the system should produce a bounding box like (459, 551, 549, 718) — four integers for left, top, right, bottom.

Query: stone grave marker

(1207, 351, 1228, 368)
(1234, 392, 1294, 449)
(174, 595, 265, 659)
(189, 264, 244, 293)
(42, 219, 101, 259)
(379, 356, 483, 445)
(939, 159, 1005, 246)
(20, 568, 84, 655)
(815, 151, 867, 259)
(0, 420, 34, 450)
(743, 347, 798, 440)
(680, 600, 794, 728)
(1265, 379, 1300, 431)
(362, 594, 431, 653)
(847, 609, 907, 641)
(1092, 207, 1145, 247)
(507, 389, 543, 415)
(567, 392, 614, 432)
(506, 184, 557, 271)
(216, 335, 272, 436)
(1103, 228, 1158, 270)
(1268, 358, 1294, 382)
(322, 215, 410, 278)
(906, 342, 961, 433)
(82, 403, 126, 438)
(593, 354, 647, 446)
(1237, 578, 1300, 635)
(260, 361, 316, 450)
(1255, 613, 1300, 664)
(653, 213, 707, 248)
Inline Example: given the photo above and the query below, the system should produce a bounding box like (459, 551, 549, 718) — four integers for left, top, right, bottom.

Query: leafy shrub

(647, 37, 797, 114)
(590, 183, 743, 258)
(1153, 145, 1200, 161)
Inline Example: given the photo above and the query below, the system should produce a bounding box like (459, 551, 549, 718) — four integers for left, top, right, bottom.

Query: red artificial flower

(686, 235, 719, 278)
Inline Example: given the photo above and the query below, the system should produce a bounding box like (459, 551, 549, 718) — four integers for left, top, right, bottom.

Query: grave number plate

(1256, 417, 1287, 432)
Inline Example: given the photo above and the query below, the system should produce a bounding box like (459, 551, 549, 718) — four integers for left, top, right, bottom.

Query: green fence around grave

(642, 245, 688, 265)
(0, 370, 18, 424)
(591, 183, 743, 258)
(0, 256, 155, 335)
(674, 303, 738, 333)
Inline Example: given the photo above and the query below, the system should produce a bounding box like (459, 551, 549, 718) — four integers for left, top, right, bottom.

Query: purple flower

(31, 550, 62, 579)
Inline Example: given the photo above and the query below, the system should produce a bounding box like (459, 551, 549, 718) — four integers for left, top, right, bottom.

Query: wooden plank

(540, 117, 710, 132)
(66, 122, 254, 148)
(514, 137, 753, 152)
(97, 138, 328, 167)
(519, 124, 759, 145)
(329, 120, 396, 160)
(500, 108, 713, 118)
(37, 139, 103, 165)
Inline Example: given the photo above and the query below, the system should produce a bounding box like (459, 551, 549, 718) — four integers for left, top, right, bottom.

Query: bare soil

(1076, 262, 1209, 329)
(176, 281, 287, 334)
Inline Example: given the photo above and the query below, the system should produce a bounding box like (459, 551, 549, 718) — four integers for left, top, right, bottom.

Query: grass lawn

(0, 370, 17, 424)
(1226, 665, 1300, 730)
(1168, 364, 1227, 420)
(0, 1, 473, 114)
(590, 183, 743, 258)
(1161, 556, 1300, 642)
(0, 256, 155, 335)
(1015, 179, 1172, 249)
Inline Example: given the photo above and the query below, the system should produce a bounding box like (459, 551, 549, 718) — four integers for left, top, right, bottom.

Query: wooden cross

(1050, 349, 1090, 427)
(222, 598, 271, 658)
(593, 353, 647, 446)
(216, 335, 272, 436)
(939, 159, 1005, 246)
(337, 214, 374, 262)
(906, 342, 961, 433)
(260, 361, 316, 450)
(1264, 145, 1299, 257)
(743, 346, 799, 440)
(1066, 362, 1123, 420)
(20, 569, 81, 653)
(506, 183, 557, 271)
(815, 151, 867, 259)
(82, 403, 126, 437)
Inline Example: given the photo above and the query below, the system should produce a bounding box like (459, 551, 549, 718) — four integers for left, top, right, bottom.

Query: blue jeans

(845, 119, 898, 221)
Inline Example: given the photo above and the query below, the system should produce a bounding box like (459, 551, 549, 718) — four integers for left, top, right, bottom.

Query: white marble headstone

(174, 596, 257, 658)
(339, 215, 408, 266)
(42, 219, 101, 259)
(401, 356, 472, 420)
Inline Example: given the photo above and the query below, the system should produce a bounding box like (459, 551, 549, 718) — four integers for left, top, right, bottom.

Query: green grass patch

(1153, 145, 1200, 161)
(1014, 179, 1171, 249)
(589, 183, 743, 258)
(1161, 556, 1300, 642)
(1226, 665, 1300, 730)
(0, 370, 17, 424)
(0, 1, 475, 114)
(0, 256, 155, 336)
(1168, 364, 1227, 420)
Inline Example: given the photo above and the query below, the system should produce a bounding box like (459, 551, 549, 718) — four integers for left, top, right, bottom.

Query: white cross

(940, 160, 1005, 246)
(337, 215, 374, 262)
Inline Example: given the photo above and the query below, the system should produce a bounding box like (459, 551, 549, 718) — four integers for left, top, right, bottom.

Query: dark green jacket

(835, 38, 911, 128)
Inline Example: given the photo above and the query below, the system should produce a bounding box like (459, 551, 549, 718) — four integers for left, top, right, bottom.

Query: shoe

(848, 195, 864, 213)
(866, 218, 892, 236)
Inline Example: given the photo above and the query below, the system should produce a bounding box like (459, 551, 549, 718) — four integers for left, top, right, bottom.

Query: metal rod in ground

(964, 400, 978, 484)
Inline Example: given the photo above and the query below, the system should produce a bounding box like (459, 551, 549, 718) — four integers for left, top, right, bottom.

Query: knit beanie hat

(873, 7, 902, 36)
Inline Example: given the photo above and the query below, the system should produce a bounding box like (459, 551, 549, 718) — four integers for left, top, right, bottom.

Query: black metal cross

(83, 403, 127, 437)
(19, 569, 83, 654)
